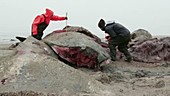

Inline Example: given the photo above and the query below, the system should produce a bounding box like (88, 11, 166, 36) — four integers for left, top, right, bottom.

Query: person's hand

(105, 36, 110, 39)
(105, 36, 111, 42)
(65, 17, 68, 20)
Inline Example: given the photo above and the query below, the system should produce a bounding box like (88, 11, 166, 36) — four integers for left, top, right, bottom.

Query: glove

(65, 17, 68, 20)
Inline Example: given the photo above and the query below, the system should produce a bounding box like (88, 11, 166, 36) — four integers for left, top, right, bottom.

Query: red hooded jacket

(32, 8, 66, 35)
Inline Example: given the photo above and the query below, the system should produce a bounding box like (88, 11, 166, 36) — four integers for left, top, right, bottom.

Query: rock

(131, 29, 152, 41)
(154, 80, 165, 88)
(135, 70, 148, 78)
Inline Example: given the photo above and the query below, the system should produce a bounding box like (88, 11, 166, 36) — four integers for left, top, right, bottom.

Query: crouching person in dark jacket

(98, 19, 132, 62)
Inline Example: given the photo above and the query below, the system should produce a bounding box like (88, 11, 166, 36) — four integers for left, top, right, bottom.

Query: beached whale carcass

(129, 37, 170, 63)
(43, 30, 110, 69)
(0, 36, 112, 95)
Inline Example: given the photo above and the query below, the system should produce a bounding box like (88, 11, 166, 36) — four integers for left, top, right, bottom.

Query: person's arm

(50, 15, 67, 21)
(32, 15, 45, 35)
(105, 25, 117, 38)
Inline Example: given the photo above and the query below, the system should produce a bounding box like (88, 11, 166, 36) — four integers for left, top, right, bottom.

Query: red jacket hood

(44, 8, 54, 18)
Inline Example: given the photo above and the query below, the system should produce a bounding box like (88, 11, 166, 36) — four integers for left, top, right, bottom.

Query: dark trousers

(108, 35, 131, 61)
(32, 32, 43, 40)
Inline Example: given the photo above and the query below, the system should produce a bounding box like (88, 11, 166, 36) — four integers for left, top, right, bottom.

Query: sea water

(0, 33, 21, 44)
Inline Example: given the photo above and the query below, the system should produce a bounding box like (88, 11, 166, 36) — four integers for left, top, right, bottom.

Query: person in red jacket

(31, 8, 67, 40)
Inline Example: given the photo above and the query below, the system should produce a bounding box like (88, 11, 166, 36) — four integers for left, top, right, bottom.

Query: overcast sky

(0, 0, 170, 39)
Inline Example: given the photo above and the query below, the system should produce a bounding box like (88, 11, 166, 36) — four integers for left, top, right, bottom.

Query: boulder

(131, 29, 152, 42)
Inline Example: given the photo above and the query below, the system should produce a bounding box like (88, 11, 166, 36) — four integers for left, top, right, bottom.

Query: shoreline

(0, 35, 170, 44)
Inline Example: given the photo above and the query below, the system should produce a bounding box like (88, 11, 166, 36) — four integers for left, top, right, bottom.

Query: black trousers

(108, 35, 131, 60)
(32, 32, 43, 40)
